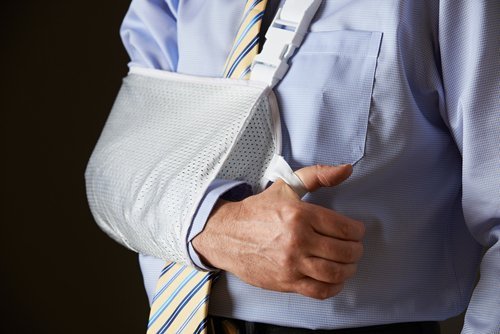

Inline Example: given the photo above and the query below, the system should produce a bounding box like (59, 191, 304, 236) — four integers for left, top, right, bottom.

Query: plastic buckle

(250, 0, 322, 87)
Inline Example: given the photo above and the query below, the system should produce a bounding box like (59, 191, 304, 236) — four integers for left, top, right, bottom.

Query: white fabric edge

(128, 66, 269, 90)
(264, 154, 308, 198)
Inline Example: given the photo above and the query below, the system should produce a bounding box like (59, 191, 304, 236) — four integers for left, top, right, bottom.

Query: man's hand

(192, 164, 365, 300)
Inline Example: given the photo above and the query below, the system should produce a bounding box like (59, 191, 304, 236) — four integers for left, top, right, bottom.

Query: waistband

(208, 316, 441, 334)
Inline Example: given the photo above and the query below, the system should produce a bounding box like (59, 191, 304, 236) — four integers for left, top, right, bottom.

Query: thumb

(294, 164, 353, 193)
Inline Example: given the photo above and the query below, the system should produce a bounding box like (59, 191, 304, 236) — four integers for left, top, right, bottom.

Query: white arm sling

(85, 0, 322, 263)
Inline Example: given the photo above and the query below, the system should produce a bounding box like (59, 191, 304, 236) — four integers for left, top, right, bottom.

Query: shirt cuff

(187, 179, 253, 271)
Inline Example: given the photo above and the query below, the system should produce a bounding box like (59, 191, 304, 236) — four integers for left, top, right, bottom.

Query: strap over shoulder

(251, 0, 323, 87)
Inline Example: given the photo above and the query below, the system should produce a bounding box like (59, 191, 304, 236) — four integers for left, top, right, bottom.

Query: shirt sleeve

(120, 0, 179, 71)
(439, 2, 500, 333)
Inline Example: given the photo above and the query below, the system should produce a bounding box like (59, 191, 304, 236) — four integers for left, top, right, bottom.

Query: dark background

(1, 1, 464, 333)
(2, 1, 148, 333)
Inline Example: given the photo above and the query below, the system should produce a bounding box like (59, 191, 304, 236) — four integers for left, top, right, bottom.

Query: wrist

(191, 199, 242, 270)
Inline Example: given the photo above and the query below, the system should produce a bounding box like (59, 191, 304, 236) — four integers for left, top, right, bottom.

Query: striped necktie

(146, 1, 268, 333)
(223, 0, 269, 79)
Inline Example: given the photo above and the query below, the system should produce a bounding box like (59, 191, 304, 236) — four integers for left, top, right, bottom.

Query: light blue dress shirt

(121, 1, 499, 333)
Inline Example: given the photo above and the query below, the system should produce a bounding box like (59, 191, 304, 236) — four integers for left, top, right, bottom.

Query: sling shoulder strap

(258, 0, 282, 51)
(251, 0, 322, 87)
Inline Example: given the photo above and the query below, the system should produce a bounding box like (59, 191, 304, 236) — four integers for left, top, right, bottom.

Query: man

(93, 0, 499, 333)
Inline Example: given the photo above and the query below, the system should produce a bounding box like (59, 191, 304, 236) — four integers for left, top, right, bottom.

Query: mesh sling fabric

(86, 69, 280, 262)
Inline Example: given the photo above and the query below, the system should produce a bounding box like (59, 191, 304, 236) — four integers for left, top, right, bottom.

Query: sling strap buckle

(250, 0, 322, 87)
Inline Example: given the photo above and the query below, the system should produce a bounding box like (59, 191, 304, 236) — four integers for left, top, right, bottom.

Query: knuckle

(280, 208, 308, 250)
(276, 269, 293, 284)
(342, 244, 355, 262)
(289, 234, 304, 250)
(315, 289, 331, 300)
(277, 253, 291, 269)
(296, 281, 315, 299)
(282, 228, 304, 252)
(330, 283, 344, 296)
(298, 280, 344, 300)
(339, 222, 352, 238)
(282, 203, 302, 223)
(305, 286, 329, 300)
(277, 250, 297, 271)
(313, 284, 342, 299)
(285, 204, 302, 223)
(315, 165, 332, 187)
(330, 266, 344, 283)
(277, 269, 299, 288)
(343, 242, 363, 263)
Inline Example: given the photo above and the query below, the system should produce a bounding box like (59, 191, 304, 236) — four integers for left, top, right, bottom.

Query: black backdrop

(1, 1, 147, 333)
(0, 1, 464, 333)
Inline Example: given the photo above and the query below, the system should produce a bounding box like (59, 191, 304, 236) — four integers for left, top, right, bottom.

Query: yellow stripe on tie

(223, 0, 268, 79)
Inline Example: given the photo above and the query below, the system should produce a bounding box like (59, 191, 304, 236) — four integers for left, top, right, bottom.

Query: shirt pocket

(276, 30, 383, 167)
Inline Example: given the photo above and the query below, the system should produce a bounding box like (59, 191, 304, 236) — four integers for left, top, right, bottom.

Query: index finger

(307, 203, 366, 241)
